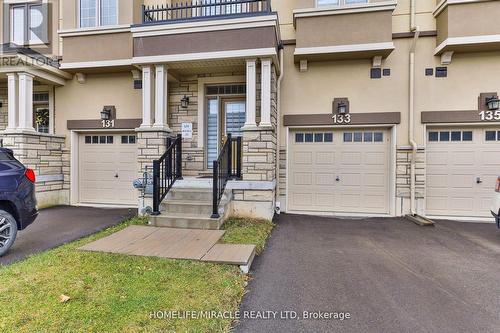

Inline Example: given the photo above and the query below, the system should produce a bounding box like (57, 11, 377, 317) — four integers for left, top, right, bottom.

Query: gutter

(275, 44, 284, 212)
(409, 0, 419, 216)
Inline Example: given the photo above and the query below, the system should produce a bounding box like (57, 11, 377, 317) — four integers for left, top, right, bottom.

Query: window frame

(9, 2, 46, 46)
(78, 0, 118, 28)
(316, 0, 368, 8)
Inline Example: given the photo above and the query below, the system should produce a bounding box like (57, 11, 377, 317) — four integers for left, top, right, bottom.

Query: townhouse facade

(0, 0, 499, 222)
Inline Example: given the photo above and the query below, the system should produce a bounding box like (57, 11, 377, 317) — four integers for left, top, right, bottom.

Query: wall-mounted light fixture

(337, 101, 347, 114)
(486, 96, 500, 111)
(181, 96, 190, 109)
(100, 106, 116, 120)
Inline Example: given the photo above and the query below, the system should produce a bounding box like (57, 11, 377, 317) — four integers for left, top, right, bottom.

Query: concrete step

(166, 188, 213, 202)
(161, 200, 213, 216)
(150, 214, 224, 230)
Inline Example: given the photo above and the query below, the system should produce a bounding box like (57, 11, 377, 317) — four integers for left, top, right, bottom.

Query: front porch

(135, 57, 279, 224)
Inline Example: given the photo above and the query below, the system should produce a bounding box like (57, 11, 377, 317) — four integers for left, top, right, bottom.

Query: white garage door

(426, 128, 500, 218)
(288, 129, 390, 214)
(79, 133, 138, 206)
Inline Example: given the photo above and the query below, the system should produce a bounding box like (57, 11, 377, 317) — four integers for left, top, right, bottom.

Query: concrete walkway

(0, 206, 134, 266)
(236, 214, 500, 333)
(80, 225, 256, 269)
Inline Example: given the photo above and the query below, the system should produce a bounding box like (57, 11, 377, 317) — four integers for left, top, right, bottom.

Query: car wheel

(0, 210, 18, 257)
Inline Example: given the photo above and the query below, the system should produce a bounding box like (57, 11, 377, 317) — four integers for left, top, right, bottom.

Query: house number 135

(101, 120, 115, 128)
(332, 114, 351, 125)
(479, 110, 500, 121)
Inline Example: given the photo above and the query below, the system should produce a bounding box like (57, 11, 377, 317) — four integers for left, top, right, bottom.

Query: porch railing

(142, 0, 271, 24)
(151, 134, 183, 216)
(212, 134, 242, 218)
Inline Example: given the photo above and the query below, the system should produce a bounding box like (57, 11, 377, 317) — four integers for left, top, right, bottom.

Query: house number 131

(101, 120, 115, 128)
(332, 114, 351, 125)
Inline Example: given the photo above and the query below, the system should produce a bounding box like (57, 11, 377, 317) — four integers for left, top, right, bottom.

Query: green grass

(0, 216, 274, 333)
(222, 218, 275, 255)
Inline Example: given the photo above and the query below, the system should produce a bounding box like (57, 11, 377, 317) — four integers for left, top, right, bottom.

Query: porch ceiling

(166, 58, 246, 77)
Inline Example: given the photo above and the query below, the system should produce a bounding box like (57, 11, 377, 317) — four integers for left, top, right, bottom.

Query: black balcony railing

(142, 0, 271, 24)
(212, 134, 242, 218)
(151, 134, 183, 215)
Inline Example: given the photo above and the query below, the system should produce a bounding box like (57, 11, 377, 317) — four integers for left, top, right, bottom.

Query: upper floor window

(10, 3, 46, 45)
(79, 0, 117, 28)
(317, 0, 368, 7)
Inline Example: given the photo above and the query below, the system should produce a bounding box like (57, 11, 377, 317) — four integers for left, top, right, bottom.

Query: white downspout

(409, 0, 419, 216)
(275, 46, 284, 208)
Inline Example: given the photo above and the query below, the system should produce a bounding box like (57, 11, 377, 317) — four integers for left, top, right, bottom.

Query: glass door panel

(224, 100, 246, 138)
(206, 98, 219, 169)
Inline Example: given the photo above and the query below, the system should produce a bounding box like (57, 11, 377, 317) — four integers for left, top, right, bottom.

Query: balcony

(132, 0, 279, 67)
(141, 0, 272, 24)
(293, 1, 396, 62)
(434, 0, 500, 56)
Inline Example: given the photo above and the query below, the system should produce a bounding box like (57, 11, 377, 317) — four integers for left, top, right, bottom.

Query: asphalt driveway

(0, 205, 134, 265)
(236, 214, 500, 333)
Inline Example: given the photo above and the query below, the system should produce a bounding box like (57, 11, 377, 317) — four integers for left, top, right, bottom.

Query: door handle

(476, 177, 482, 184)
(336, 176, 340, 182)
(115, 173, 119, 178)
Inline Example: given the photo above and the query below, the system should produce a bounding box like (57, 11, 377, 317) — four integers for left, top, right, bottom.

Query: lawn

(0, 216, 274, 333)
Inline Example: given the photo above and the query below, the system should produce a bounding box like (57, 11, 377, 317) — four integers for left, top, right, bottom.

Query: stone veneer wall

(396, 148, 426, 215)
(2, 132, 69, 208)
(168, 79, 204, 175)
(0, 85, 7, 131)
(231, 64, 278, 221)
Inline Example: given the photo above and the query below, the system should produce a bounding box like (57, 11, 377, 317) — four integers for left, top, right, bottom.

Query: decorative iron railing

(151, 134, 183, 215)
(212, 134, 242, 218)
(142, 0, 271, 24)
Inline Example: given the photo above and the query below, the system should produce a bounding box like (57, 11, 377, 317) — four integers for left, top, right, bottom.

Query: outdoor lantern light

(337, 101, 347, 114)
(100, 108, 111, 120)
(181, 95, 190, 109)
(486, 96, 500, 110)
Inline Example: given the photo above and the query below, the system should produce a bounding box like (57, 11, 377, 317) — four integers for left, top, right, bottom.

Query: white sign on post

(181, 123, 193, 139)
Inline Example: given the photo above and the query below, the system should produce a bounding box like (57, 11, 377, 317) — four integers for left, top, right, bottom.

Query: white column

(6, 73, 18, 131)
(260, 58, 272, 127)
(154, 64, 170, 130)
(141, 66, 154, 128)
(243, 59, 257, 129)
(18, 73, 35, 132)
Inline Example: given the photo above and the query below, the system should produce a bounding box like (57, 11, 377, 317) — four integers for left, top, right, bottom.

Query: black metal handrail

(212, 134, 242, 218)
(152, 134, 183, 215)
(142, 0, 271, 24)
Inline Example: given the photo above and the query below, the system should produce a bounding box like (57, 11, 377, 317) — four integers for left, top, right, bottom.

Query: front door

(206, 98, 246, 168)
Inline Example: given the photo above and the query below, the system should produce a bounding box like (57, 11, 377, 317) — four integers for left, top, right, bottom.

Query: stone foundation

(2, 131, 69, 208)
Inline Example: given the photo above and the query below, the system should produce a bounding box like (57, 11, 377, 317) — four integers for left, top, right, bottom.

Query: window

(85, 135, 114, 144)
(80, 0, 117, 28)
(10, 4, 46, 45)
(429, 131, 473, 142)
(344, 131, 384, 143)
(486, 131, 498, 141)
(121, 135, 136, 144)
(295, 132, 333, 144)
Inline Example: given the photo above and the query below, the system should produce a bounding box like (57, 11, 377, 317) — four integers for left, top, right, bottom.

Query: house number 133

(101, 120, 115, 128)
(332, 114, 351, 125)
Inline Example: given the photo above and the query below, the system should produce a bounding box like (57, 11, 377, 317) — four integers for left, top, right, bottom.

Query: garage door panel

(426, 127, 499, 218)
(315, 173, 335, 185)
(340, 152, 362, 165)
(316, 152, 335, 164)
(289, 129, 390, 214)
(293, 151, 312, 165)
(364, 152, 386, 165)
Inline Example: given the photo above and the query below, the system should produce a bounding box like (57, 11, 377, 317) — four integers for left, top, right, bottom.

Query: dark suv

(0, 148, 38, 256)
